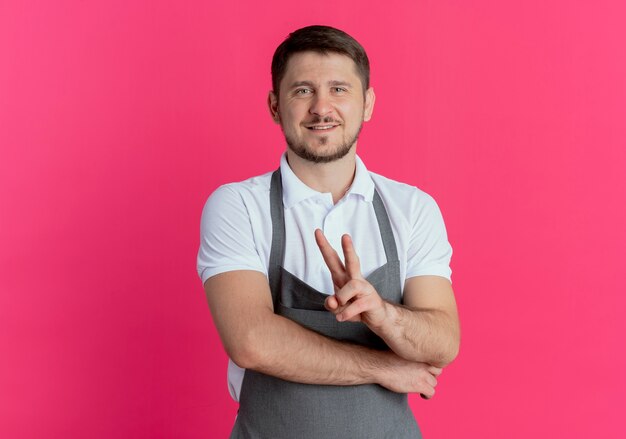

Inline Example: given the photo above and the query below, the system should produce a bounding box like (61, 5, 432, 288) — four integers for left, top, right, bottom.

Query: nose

(309, 92, 333, 117)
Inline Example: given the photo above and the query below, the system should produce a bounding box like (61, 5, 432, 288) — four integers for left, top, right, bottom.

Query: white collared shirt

(197, 153, 452, 401)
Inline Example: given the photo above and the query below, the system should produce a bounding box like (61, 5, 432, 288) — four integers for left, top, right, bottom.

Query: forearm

(233, 309, 390, 386)
(205, 270, 438, 393)
(374, 302, 460, 367)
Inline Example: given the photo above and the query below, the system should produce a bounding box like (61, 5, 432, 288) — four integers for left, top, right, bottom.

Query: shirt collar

(279, 153, 375, 209)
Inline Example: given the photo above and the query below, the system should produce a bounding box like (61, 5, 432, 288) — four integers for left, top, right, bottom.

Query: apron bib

(230, 170, 422, 439)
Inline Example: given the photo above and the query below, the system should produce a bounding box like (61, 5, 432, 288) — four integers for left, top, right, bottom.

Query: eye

(333, 87, 347, 93)
(295, 88, 312, 95)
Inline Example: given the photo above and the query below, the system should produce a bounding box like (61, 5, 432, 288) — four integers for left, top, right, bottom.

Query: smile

(306, 125, 338, 131)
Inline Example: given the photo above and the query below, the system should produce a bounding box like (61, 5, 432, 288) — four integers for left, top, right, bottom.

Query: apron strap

(268, 169, 285, 308)
(372, 189, 400, 264)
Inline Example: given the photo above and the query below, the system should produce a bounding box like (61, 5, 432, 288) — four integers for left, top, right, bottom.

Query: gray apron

(230, 170, 422, 439)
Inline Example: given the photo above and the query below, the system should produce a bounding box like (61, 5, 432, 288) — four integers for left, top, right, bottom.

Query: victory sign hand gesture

(314, 229, 389, 330)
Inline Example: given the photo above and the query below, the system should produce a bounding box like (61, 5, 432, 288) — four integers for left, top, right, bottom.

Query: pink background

(1, 1, 625, 438)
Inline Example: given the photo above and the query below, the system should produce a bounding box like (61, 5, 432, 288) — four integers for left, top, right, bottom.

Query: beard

(283, 116, 363, 164)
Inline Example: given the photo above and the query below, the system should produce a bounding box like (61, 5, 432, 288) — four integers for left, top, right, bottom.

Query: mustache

(306, 116, 341, 125)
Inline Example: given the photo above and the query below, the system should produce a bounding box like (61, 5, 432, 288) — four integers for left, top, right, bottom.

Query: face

(269, 52, 375, 163)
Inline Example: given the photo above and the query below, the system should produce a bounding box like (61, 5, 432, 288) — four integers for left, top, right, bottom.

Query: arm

(316, 232, 460, 368)
(198, 185, 440, 395)
(376, 275, 460, 367)
(204, 269, 441, 396)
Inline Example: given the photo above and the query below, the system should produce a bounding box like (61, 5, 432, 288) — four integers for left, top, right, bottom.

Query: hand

(378, 351, 442, 398)
(314, 229, 388, 329)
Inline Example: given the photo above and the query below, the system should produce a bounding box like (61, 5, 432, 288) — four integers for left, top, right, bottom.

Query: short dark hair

(271, 25, 370, 96)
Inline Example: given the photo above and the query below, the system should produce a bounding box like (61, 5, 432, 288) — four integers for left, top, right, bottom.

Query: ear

(268, 91, 280, 124)
(363, 87, 376, 122)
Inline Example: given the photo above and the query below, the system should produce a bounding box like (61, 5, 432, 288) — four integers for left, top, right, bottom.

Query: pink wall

(1, 1, 625, 437)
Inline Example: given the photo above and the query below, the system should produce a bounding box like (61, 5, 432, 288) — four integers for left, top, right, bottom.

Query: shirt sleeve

(196, 184, 267, 285)
(405, 192, 453, 282)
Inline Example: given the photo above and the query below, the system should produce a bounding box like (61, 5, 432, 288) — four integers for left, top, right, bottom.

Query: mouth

(305, 124, 339, 131)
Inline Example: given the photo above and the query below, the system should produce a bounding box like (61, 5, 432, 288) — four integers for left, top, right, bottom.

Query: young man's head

(271, 25, 370, 98)
(268, 26, 375, 164)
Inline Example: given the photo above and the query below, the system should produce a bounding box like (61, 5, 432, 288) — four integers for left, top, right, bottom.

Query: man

(197, 25, 460, 438)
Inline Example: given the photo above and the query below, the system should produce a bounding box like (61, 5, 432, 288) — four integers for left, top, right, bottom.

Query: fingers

(314, 231, 363, 290)
(428, 366, 443, 377)
(314, 229, 349, 288)
(325, 279, 384, 325)
(324, 295, 339, 311)
(341, 234, 363, 279)
(325, 296, 359, 319)
(425, 373, 438, 388)
(379, 354, 442, 397)
(419, 375, 437, 399)
(335, 296, 370, 322)
(420, 367, 441, 399)
(325, 295, 363, 322)
(316, 230, 375, 323)
(413, 362, 439, 399)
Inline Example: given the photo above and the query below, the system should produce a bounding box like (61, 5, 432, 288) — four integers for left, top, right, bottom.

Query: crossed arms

(204, 230, 460, 398)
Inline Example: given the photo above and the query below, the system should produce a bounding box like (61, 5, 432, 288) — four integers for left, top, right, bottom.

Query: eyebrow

(329, 80, 353, 88)
(289, 80, 354, 89)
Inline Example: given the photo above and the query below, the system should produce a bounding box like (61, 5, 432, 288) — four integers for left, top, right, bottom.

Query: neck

(286, 148, 357, 204)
